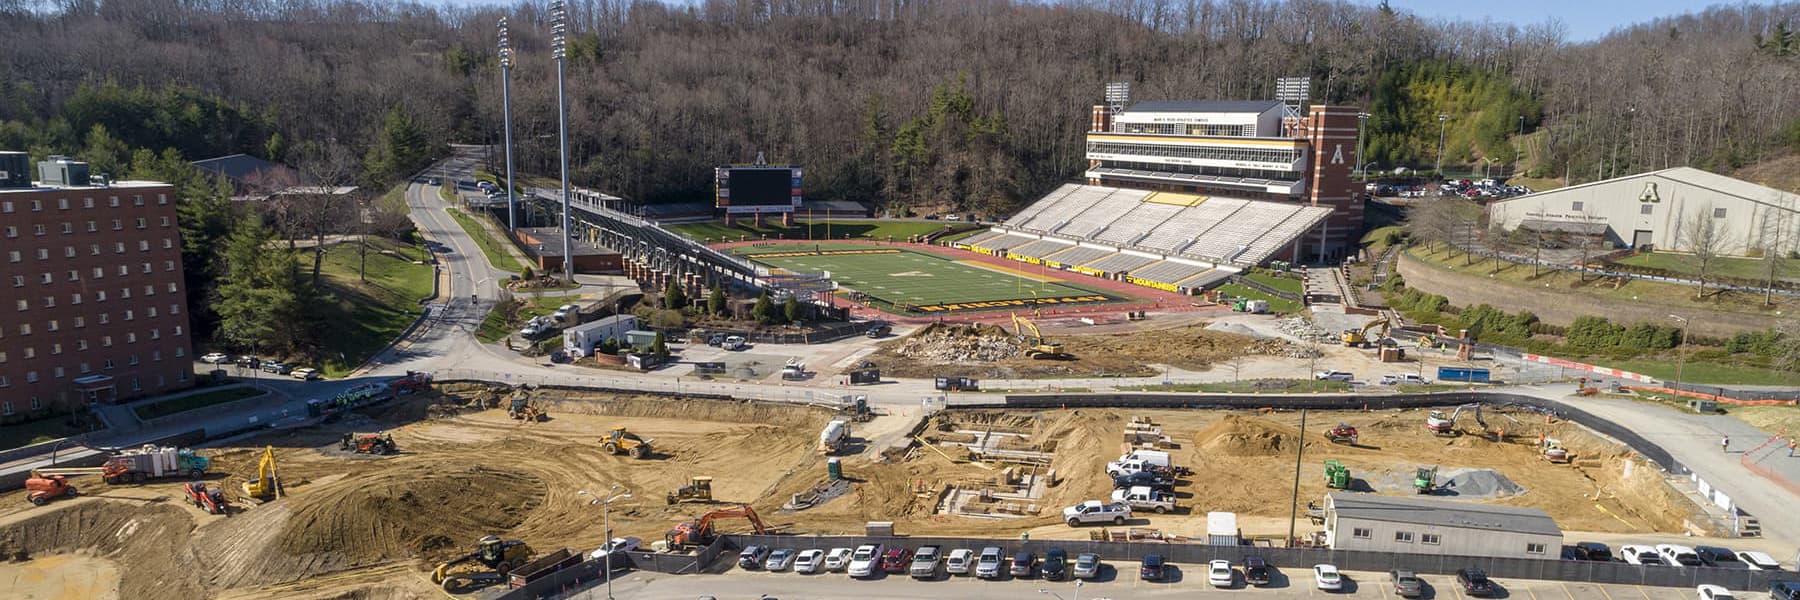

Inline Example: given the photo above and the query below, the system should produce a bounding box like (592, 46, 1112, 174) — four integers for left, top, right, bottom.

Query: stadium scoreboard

(714, 165, 802, 214)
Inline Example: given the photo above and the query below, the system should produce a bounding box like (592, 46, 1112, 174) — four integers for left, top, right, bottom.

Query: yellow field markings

(958, 260, 1062, 282)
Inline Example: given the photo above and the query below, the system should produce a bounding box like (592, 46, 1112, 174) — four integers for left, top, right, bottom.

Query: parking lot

(591, 567, 1723, 599)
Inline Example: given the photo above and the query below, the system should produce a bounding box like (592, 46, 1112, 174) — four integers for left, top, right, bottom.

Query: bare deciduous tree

(1677, 202, 1736, 298)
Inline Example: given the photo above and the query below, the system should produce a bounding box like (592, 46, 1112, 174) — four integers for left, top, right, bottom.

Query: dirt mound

(0, 501, 205, 600)
(1439, 468, 1527, 498)
(279, 466, 540, 561)
(530, 393, 830, 429)
(892, 323, 1020, 362)
(1195, 414, 1302, 456)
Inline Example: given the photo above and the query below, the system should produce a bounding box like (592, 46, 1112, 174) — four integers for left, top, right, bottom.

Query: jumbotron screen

(720, 167, 799, 207)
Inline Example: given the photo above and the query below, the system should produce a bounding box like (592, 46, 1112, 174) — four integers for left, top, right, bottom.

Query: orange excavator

(665, 504, 768, 551)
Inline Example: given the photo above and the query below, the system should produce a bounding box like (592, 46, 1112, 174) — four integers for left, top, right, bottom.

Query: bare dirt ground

(0, 389, 1699, 599)
(867, 322, 1306, 378)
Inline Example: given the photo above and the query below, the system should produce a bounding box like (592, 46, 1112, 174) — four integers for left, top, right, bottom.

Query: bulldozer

(666, 476, 715, 505)
(1010, 313, 1067, 359)
(1341, 318, 1390, 348)
(665, 504, 768, 552)
(24, 473, 79, 506)
(431, 535, 534, 592)
(1414, 466, 1438, 494)
(1325, 423, 1359, 445)
(508, 396, 546, 422)
(340, 432, 398, 455)
(600, 427, 653, 459)
(1323, 460, 1351, 489)
(241, 446, 281, 502)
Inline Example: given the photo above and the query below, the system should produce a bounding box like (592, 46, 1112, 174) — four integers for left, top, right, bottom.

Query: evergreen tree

(215, 219, 295, 351)
(708, 284, 726, 316)
(783, 295, 802, 324)
(651, 331, 669, 357)
(81, 123, 130, 177)
(752, 291, 776, 325)
(664, 279, 687, 310)
(177, 174, 238, 339)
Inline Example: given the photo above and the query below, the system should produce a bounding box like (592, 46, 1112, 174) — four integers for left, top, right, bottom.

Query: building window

(1421, 534, 1441, 545)
(178, 371, 187, 382)
(127, 332, 137, 343)
(109, 196, 119, 207)
(73, 317, 83, 327)
(89, 244, 99, 255)
(135, 217, 146, 229)
(167, 282, 178, 293)
(4, 225, 13, 237)
(158, 194, 167, 205)
(25, 371, 38, 383)
(133, 195, 143, 206)
(7, 250, 17, 262)
(14, 299, 26, 311)
(37, 272, 49, 284)
(67, 270, 78, 281)
(22, 346, 34, 357)
(148, 307, 157, 318)
(77, 339, 87, 350)
(0, 351, 6, 362)
(141, 262, 151, 273)
(1, 401, 9, 414)
(1352, 528, 1372, 539)
(31, 199, 41, 211)
(1641, 204, 1654, 215)
(53, 366, 63, 378)
(138, 240, 148, 251)
(1, 201, 9, 212)
(171, 304, 180, 315)
(61, 222, 72, 234)
(1527, 543, 1547, 554)
(129, 354, 138, 365)
(174, 325, 183, 336)
(29, 397, 41, 410)
(112, 219, 122, 231)
(36, 248, 47, 259)
(79, 362, 89, 373)
(83, 197, 93, 208)
(47, 320, 58, 332)
(86, 220, 96, 232)
(103, 358, 114, 369)
(174, 346, 184, 357)
(57, 197, 68, 210)
(152, 350, 161, 361)
(1571, 201, 1583, 211)
(70, 293, 80, 304)
(96, 290, 106, 302)
(117, 264, 127, 275)
(1714, 207, 1728, 219)
(163, 238, 173, 249)
(151, 329, 160, 340)
(160, 216, 170, 227)
(102, 335, 112, 347)
(63, 246, 74, 258)
(131, 377, 140, 391)
(1394, 531, 1414, 543)
(10, 275, 20, 287)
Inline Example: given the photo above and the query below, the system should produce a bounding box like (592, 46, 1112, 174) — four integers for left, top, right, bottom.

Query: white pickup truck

(1110, 485, 1177, 514)
(1105, 450, 1172, 477)
(1063, 500, 1132, 526)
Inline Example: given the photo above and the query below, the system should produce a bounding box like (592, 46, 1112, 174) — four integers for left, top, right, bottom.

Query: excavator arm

(1011, 313, 1043, 343)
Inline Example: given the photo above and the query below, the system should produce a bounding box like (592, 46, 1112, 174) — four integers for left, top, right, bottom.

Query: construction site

(0, 380, 1713, 600)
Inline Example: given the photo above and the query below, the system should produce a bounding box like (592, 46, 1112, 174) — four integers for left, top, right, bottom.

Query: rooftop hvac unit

(38, 156, 90, 187)
(0, 151, 28, 189)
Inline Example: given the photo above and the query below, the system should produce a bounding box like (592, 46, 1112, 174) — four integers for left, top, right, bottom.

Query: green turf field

(734, 244, 1123, 313)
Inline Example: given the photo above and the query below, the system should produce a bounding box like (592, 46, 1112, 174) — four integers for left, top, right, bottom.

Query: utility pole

(1287, 409, 1307, 547)
(551, 0, 573, 283)
(1669, 314, 1691, 396)
(498, 18, 518, 232)
(1436, 113, 1450, 175)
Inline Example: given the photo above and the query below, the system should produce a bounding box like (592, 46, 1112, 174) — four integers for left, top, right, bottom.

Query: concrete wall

(1489, 172, 1800, 257)
(1326, 515, 1560, 559)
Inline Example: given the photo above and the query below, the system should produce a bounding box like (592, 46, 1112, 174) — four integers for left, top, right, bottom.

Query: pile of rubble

(892, 323, 1021, 363)
(1276, 317, 1335, 343)
(1245, 338, 1322, 359)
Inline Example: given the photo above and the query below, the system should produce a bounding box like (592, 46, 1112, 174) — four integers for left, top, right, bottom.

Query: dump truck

(1324, 460, 1351, 489)
(102, 445, 210, 483)
(508, 547, 581, 588)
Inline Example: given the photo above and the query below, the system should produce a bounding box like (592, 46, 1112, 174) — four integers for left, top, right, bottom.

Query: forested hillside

(2, 0, 1799, 216)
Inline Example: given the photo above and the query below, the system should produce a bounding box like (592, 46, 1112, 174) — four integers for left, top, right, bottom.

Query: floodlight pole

(552, 1, 573, 283)
(1436, 114, 1450, 175)
(499, 18, 518, 232)
(1355, 112, 1370, 179)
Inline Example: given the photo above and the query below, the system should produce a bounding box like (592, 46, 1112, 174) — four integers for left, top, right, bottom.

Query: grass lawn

(1243, 271, 1304, 296)
(1727, 405, 1800, 436)
(666, 219, 978, 243)
(1214, 283, 1302, 314)
(445, 207, 525, 273)
(1361, 225, 1404, 256)
(133, 387, 266, 421)
(313, 238, 436, 376)
(1613, 251, 1793, 283)
(0, 418, 91, 450)
(1405, 245, 1798, 315)
(1121, 379, 1352, 393)
(477, 295, 571, 343)
(734, 244, 1124, 313)
(1592, 358, 1798, 387)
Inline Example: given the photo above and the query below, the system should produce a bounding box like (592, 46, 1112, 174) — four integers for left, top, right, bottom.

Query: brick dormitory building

(0, 152, 194, 420)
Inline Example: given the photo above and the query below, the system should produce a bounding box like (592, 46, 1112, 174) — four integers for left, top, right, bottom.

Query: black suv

(1772, 582, 1800, 600)
(1456, 568, 1494, 597)
(1244, 556, 1270, 586)
(1696, 546, 1745, 569)
(1041, 548, 1068, 581)
(1573, 542, 1613, 561)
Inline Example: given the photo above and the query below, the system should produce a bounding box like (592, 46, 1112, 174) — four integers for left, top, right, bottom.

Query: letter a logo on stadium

(1330, 144, 1345, 165)
(1639, 182, 1660, 203)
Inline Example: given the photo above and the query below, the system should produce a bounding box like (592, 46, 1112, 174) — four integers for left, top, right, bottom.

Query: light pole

(579, 486, 632, 600)
(551, 0, 573, 284)
(498, 18, 518, 232)
(1435, 113, 1450, 175)
(1355, 112, 1370, 179)
(1668, 314, 1691, 396)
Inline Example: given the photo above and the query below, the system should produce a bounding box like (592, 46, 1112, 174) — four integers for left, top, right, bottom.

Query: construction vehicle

(1230, 297, 1270, 314)
(1323, 460, 1351, 489)
(1325, 423, 1359, 445)
(1413, 467, 1438, 494)
(840, 394, 874, 423)
(508, 396, 546, 422)
(665, 504, 768, 551)
(431, 535, 535, 591)
(393, 370, 432, 395)
(341, 432, 398, 455)
(101, 445, 210, 483)
(1542, 446, 1572, 464)
(600, 427, 653, 459)
(1010, 314, 1067, 359)
(24, 474, 79, 506)
(819, 420, 850, 454)
(1426, 404, 1484, 436)
(241, 446, 281, 502)
(183, 482, 230, 515)
(1341, 319, 1390, 348)
(666, 476, 714, 505)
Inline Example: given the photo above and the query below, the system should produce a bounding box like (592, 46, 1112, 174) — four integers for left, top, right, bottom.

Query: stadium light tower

(1436, 113, 1450, 175)
(498, 18, 518, 231)
(551, 0, 572, 283)
(1355, 112, 1371, 179)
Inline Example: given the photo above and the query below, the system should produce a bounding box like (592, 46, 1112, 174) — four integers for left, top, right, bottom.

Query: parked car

(1315, 370, 1354, 381)
(260, 361, 291, 374)
(553, 304, 578, 322)
(1739, 551, 1782, 571)
(975, 546, 1005, 579)
(737, 545, 770, 570)
(1696, 546, 1745, 569)
(1110, 471, 1175, 491)
(1314, 564, 1343, 591)
(764, 548, 795, 571)
(587, 536, 641, 560)
(1571, 541, 1613, 561)
(1063, 500, 1131, 526)
(1771, 581, 1800, 600)
(944, 548, 974, 575)
(1656, 544, 1703, 567)
(722, 335, 747, 350)
(200, 352, 229, 364)
(1072, 553, 1102, 580)
(1621, 545, 1665, 566)
(1009, 551, 1037, 578)
(822, 547, 854, 572)
(879, 547, 912, 574)
(290, 367, 319, 380)
(234, 355, 259, 368)
(1380, 373, 1428, 385)
(1697, 584, 1736, 600)
(792, 549, 824, 574)
(909, 545, 940, 579)
(1207, 559, 1235, 588)
(1456, 568, 1494, 596)
(1041, 548, 1068, 581)
(1244, 556, 1270, 586)
(1390, 569, 1424, 598)
(1140, 554, 1167, 582)
(846, 544, 882, 577)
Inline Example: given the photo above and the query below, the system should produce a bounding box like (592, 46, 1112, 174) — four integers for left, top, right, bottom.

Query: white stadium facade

(1488, 167, 1800, 257)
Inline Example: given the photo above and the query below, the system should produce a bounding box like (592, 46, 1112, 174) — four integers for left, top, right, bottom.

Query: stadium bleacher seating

(1043, 245, 1115, 265)
(1083, 253, 1157, 273)
(1007, 238, 1073, 258)
(1095, 201, 1183, 244)
(968, 232, 1038, 251)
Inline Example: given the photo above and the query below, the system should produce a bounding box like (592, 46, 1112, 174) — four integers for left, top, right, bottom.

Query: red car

(880, 547, 913, 574)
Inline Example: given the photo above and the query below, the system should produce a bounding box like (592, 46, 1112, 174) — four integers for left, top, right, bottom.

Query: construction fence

(492, 538, 727, 600)
(719, 534, 1790, 591)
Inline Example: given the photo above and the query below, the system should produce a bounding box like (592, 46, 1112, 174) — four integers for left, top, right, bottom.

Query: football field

(733, 245, 1122, 313)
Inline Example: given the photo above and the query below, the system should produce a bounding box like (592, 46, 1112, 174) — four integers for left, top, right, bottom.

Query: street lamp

(578, 486, 633, 600)
(498, 18, 518, 232)
(1668, 314, 1691, 396)
(1436, 113, 1450, 175)
(551, 0, 574, 284)
(1355, 112, 1371, 178)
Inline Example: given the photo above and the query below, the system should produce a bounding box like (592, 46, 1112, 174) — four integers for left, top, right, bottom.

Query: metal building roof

(1123, 100, 1283, 114)
(1327, 492, 1562, 537)
(1492, 167, 1800, 212)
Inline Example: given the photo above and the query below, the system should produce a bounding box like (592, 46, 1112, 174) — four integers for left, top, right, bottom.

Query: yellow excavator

(1341, 318, 1391, 348)
(431, 535, 535, 592)
(241, 446, 281, 501)
(1010, 313, 1067, 359)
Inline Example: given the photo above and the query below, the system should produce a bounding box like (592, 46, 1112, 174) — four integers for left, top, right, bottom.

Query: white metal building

(1324, 492, 1563, 559)
(1488, 167, 1800, 257)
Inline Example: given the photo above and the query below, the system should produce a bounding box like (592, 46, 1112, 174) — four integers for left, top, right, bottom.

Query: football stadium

(731, 244, 1122, 313)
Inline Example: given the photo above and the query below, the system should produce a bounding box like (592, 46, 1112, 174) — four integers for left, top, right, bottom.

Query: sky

(1353, 0, 1719, 41)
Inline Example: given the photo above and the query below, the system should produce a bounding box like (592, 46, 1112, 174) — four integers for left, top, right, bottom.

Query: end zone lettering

(914, 294, 1111, 313)
(748, 248, 902, 259)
